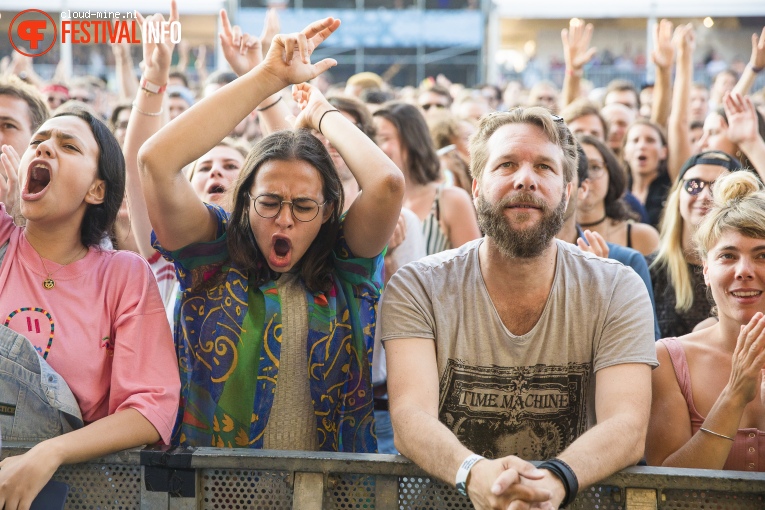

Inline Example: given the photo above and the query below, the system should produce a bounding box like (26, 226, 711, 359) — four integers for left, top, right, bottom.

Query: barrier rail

(2, 442, 764, 509)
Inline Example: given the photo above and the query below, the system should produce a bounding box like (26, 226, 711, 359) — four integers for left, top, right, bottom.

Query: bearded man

(380, 108, 657, 510)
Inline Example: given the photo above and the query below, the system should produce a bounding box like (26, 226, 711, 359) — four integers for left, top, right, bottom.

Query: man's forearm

(555, 413, 646, 489)
(392, 405, 473, 485)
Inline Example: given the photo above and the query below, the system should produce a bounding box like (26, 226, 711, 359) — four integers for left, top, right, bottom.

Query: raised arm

(111, 41, 139, 102)
(723, 91, 765, 177)
(733, 27, 765, 97)
(219, 9, 291, 135)
(122, 3, 177, 258)
(194, 45, 209, 86)
(293, 82, 404, 257)
(667, 23, 695, 182)
(650, 19, 674, 129)
(560, 19, 596, 108)
(138, 18, 340, 251)
(647, 317, 765, 468)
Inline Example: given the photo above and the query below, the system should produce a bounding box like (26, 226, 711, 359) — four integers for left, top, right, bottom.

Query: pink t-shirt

(0, 208, 180, 444)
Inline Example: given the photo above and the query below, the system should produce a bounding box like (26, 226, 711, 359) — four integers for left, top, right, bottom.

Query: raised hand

(292, 82, 335, 132)
(0, 145, 21, 221)
(194, 45, 207, 73)
(652, 19, 674, 70)
(577, 229, 609, 258)
(135, 0, 179, 84)
(219, 10, 264, 76)
(259, 9, 280, 60)
(729, 312, 765, 406)
(561, 18, 596, 72)
(748, 26, 765, 73)
(261, 17, 340, 88)
(175, 39, 190, 70)
(110, 40, 132, 63)
(672, 22, 695, 57)
(723, 91, 760, 147)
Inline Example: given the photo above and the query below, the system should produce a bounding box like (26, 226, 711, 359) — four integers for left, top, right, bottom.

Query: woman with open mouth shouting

(0, 110, 180, 507)
(139, 18, 404, 451)
(622, 119, 672, 229)
(647, 170, 765, 471)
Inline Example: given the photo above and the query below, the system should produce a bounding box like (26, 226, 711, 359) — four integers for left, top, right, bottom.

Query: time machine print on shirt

(438, 360, 591, 459)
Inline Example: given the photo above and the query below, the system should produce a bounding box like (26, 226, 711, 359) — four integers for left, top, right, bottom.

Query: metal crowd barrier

(2, 442, 764, 509)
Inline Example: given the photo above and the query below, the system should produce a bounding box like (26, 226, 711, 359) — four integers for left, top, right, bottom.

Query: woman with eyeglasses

(646, 170, 765, 471)
(138, 19, 404, 451)
(647, 151, 759, 338)
(576, 135, 659, 256)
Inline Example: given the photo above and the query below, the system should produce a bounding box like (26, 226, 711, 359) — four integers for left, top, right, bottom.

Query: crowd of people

(0, 4, 764, 509)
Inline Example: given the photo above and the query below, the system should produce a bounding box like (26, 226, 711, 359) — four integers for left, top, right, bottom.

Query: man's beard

(477, 190, 567, 259)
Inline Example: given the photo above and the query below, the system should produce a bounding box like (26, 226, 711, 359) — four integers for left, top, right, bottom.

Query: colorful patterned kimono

(154, 204, 382, 452)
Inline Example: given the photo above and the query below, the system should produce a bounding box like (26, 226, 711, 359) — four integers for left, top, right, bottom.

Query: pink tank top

(660, 337, 765, 471)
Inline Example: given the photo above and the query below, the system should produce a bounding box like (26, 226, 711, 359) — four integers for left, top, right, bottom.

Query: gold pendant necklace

(35, 245, 87, 290)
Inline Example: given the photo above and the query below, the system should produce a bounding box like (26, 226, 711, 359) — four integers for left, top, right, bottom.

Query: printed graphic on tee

(439, 360, 591, 459)
(4, 307, 55, 359)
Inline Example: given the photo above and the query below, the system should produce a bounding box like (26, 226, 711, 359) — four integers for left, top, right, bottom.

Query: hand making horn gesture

(260, 17, 341, 88)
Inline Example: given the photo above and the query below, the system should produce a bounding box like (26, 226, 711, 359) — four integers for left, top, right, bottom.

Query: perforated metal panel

(397, 476, 472, 509)
(323, 473, 375, 509)
(570, 485, 624, 510)
(396, 477, 627, 510)
(660, 489, 765, 509)
(199, 468, 293, 509)
(53, 463, 141, 510)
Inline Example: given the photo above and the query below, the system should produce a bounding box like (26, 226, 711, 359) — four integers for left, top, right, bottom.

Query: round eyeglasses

(249, 193, 327, 222)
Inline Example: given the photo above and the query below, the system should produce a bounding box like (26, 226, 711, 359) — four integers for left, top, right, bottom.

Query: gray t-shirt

(381, 238, 657, 460)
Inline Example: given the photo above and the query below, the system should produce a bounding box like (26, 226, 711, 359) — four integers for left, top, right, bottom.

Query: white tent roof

(494, 0, 765, 19)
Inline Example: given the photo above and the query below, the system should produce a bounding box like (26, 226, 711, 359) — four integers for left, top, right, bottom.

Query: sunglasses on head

(683, 178, 715, 196)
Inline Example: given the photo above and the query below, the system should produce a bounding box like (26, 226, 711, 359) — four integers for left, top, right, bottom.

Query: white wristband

(455, 453, 484, 497)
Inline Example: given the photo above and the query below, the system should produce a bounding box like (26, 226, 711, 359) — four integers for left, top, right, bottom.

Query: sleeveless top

(626, 222, 632, 249)
(421, 185, 451, 256)
(660, 337, 764, 471)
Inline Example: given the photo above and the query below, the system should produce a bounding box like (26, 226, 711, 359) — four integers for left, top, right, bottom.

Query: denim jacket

(0, 325, 83, 442)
